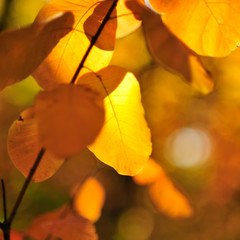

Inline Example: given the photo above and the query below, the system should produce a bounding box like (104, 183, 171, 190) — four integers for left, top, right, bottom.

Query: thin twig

(1, 179, 7, 222)
(7, 148, 45, 225)
(70, 0, 119, 84)
(4, 0, 119, 232)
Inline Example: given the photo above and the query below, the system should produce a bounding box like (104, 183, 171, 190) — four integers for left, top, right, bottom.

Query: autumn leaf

(149, 0, 240, 57)
(73, 177, 105, 222)
(134, 158, 193, 218)
(33, 0, 117, 90)
(27, 207, 98, 240)
(77, 66, 152, 176)
(133, 158, 162, 185)
(34, 84, 105, 157)
(148, 166, 193, 218)
(127, 1, 213, 94)
(115, 0, 141, 38)
(0, 11, 74, 91)
(7, 107, 64, 182)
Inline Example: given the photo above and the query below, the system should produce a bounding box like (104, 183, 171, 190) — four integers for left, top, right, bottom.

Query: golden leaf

(78, 66, 152, 176)
(33, 0, 117, 89)
(73, 177, 105, 222)
(149, 0, 240, 56)
(149, 172, 193, 218)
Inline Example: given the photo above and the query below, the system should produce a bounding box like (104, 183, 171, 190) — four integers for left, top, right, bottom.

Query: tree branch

(7, 148, 45, 225)
(2, 0, 119, 237)
(70, 0, 119, 84)
(1, 179, 7, 222)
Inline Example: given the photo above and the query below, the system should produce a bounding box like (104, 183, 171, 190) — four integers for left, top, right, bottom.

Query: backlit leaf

(133, 158, 163, 185)
(33, 0, 117, 90)
(142, 8, 213, 94)
(115, 0, 141, 38)
(0, 11, 74, 91)
(149, 172, 193, 218)
(27, 207, 98, 240)
(149, 0, 240, 56)
(78, 66, 152, 176)
(34, 84, 105, 157)
(73, 177, 105, 222)
(128, 1, 213, 94)
(7, 107, 64, 182)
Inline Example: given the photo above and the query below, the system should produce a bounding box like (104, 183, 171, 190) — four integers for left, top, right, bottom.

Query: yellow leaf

(34, 84, 105, 157)
(143, 8, 213, 94)
(7, 107, 64, 182)
(133, 158, 163, 185)
(149, 173, 193, 218)
(115, 0, 141, 38)
(0, 11, 74, 91)
(27, 207, 98, 240)
(149, 0, 240, 56)
(128, 1, 213, 94)
(73, 177, 105, 222)
(78, 66, 152, 176)
(33, 0, 117, 89)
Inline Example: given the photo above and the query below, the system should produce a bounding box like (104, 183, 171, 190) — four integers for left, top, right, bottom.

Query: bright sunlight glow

(165, 127, 212, 168)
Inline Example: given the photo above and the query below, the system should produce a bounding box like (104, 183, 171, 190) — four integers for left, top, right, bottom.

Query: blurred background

(1, 0, 240, 239)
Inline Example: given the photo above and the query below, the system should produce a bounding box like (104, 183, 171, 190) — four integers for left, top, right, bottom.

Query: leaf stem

(7, 148, 46, 225)
(70, 0, 119, 84)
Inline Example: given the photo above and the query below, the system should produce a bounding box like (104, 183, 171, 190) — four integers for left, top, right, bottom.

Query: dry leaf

(7, 107, 64, 182)
(34, 84, 105, 157)
(78, 66, 152, 176)
(0, 11, 74, 91)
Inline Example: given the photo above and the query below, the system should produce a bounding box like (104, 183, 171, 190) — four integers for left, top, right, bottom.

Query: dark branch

(70, 0, 119, 84)
(1, 179, 7, 222)
(7, 148, 46, 225)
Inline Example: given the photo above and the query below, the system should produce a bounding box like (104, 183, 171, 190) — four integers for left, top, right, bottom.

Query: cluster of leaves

(1, 0, 240, 239)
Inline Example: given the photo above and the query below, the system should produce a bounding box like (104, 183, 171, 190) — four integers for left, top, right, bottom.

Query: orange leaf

(128, 1, 213, 94)
(7, 107, 64, 182)
(34, 84, 105, 157)
(27, 207, 98, 240)
(33, 0, 117, 89)
(149, 173, 193, 218)
(149, 0, 240, 56)
(0, 11, 73, 91)
(73, 177, 105, 222)
(78, 66, 152, 176)
(133, 158, 163, 185)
